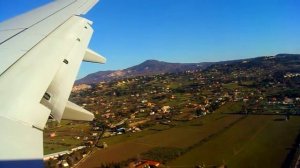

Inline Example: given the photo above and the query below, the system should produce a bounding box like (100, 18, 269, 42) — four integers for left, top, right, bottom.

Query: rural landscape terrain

(44, 54, 300, 168)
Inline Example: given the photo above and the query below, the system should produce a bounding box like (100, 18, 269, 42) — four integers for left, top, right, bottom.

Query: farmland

(76, 101, 300, 167)
(168, 115, 300, 167)
(76, 102, 244, 167)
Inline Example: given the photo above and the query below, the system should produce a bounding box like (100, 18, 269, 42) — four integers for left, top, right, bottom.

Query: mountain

(127, 60, 211, 75)
(76, 60, 212, 85)
(75, 54, 300, 85)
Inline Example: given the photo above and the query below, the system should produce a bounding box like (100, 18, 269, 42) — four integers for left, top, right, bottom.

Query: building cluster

(69, 56, 300, 133)
(45, 55, 300, 166)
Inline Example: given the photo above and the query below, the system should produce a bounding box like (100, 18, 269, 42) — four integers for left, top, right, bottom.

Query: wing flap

(62, 101, 94, 121)
(40, 16, 94, 122)
(84, 48, 106, 63)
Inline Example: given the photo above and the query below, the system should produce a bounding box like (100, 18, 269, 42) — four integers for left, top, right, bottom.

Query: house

(50, 132, 56, 138)
(161, 106, 171, 113)
(283, 97, 294, 104)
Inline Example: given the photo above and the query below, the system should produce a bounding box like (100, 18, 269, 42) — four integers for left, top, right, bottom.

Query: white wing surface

(0, 0, 103, 167)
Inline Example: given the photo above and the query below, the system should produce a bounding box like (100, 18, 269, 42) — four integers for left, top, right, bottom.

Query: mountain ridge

(75, 54, 300, 85)
(76, 60, 212, 85)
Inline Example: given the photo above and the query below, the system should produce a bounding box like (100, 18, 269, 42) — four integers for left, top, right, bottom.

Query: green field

(44, 121, 90, 154)
(100, 102, 243, 147)
(168, 115, 300, 167)
(72, 102, 300, 168)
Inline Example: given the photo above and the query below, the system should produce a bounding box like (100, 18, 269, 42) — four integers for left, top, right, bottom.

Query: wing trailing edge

(62, 101, 94, 121)
(40, 15, 96, 123)
(84, 48, 106, 63)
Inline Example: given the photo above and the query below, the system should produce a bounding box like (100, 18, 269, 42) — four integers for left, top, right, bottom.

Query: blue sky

(1, 0, 300, 79)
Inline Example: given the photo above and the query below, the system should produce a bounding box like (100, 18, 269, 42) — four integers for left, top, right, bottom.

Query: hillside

(76, 60, 212, 84)
(46, 53, 300, 167)
(76, 54, 300, 85)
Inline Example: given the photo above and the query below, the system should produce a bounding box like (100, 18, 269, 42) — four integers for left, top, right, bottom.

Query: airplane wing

(0, 0, 105, 167)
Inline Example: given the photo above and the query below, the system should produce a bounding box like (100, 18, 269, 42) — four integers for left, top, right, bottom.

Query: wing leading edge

(0, 0, 104, 166)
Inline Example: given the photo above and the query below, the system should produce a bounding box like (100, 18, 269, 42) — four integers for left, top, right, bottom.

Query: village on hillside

(44, 55, 300, 168)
